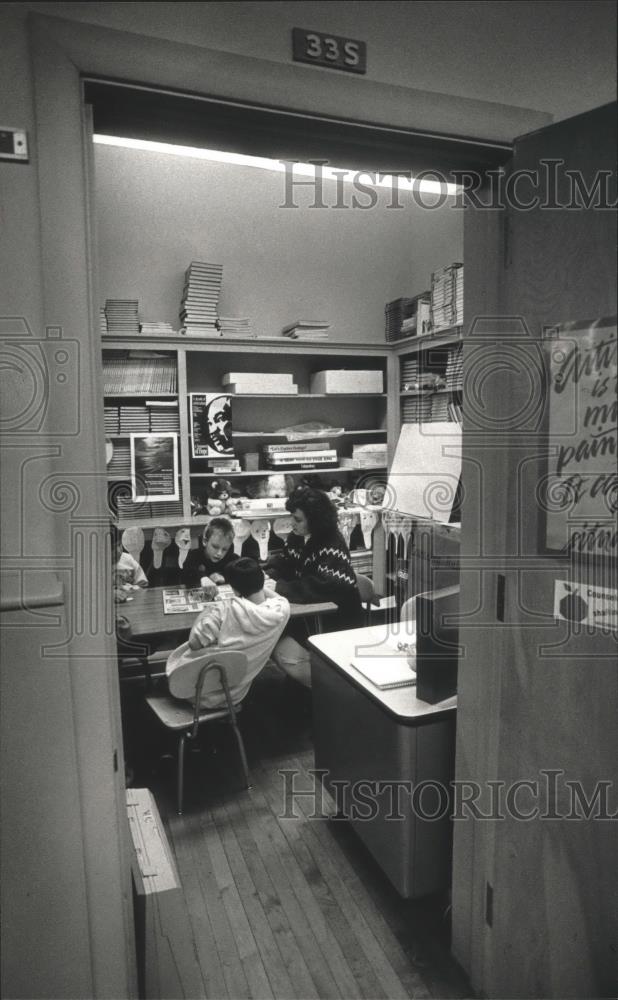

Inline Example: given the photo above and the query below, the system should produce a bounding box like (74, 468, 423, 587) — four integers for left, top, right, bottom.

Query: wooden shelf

(233, 429, 387, 437)
(399, 387, 460, 397)
(393, 326, 462, 355)
(221, 393, 387, 399)
(189, 465, 387, 478)
(103, 392, 178, 398)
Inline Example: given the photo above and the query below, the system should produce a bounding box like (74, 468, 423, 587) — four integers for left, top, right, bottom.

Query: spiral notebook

(350, 655, 417, 690)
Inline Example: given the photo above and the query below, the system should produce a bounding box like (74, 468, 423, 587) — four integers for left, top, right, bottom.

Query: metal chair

(355, 572, 379, 625)
(145, 649, 251, 814)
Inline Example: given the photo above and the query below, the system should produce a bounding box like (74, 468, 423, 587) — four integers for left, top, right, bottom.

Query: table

(118, 586, 337, 644)
(309, 624, 457, 898)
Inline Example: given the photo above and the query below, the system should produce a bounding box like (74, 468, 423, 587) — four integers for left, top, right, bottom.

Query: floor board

(122, 665, 471, 999)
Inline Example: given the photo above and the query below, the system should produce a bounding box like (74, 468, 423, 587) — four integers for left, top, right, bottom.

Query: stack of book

(282, 320, 330, 341)
(222, 372, 297, 394)
(400, 357, 419, 391)
(210, 457, 241, 474)
(430, 395, 450, 421)
(107, 441, 131, 478)
(340, 443, 387, 469)
(105, 299, 140, 336)
(147, 400, 180, 432)
(102, 355, 177, 394)
(217, 317, 255, 339)
(105, 404, 120, 434)
(119, 404, 150, 434)
(140, 321, 175, 336)
(99, 307, 108, 336)
(401, 397, 433, 423)
(179, 261, 223, 337)
(399, 294, 431, 338)
(445, 342, 464, 390)
(430, 263, 463, 332)
(263, 442, 338, 469)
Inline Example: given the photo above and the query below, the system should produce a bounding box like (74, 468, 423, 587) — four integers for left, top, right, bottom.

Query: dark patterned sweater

(271, 530, 363, 630)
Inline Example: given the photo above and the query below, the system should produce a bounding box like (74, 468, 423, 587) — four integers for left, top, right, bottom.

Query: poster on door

(544, 318, 617, 557)
(553, 579, 617, 631)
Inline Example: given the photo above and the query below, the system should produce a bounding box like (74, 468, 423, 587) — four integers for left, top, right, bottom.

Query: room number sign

(292, 28, 367, 74)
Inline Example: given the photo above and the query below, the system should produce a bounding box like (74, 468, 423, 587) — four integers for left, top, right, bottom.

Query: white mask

(233, 519, 252, 556)
(251, 519, 271, 561)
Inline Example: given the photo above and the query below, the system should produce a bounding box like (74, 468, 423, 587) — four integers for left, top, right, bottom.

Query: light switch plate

(0, 127, 29, 162)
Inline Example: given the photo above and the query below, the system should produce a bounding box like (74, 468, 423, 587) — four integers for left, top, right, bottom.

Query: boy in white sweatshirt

(167, 557, 290, 709)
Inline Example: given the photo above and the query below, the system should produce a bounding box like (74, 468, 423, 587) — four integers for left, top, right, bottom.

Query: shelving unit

(394, 325, 463, 431)
(103, 337, 394, 530)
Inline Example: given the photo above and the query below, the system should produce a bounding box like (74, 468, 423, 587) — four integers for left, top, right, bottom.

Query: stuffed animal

(206, 478, 233, 516)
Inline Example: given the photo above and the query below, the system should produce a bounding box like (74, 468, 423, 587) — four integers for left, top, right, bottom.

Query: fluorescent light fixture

(93, 134, 460, 196)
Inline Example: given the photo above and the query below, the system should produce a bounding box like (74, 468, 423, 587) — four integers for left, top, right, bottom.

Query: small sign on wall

(554, 579, 617, 631)
(543, 317, 617, 558)
(292, 28, 367, 74)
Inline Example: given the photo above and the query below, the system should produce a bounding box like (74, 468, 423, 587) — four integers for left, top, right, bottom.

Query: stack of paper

(445, 342, 464, 390)
(105, 299, 140, 335)
(140, 321, 176, 336)
(217, 317, 255, 339)
(179, 261, 222, 337)
(430, 263, 463, 332)
(99, 307, 108, 336)
(282, 320, 330, 340)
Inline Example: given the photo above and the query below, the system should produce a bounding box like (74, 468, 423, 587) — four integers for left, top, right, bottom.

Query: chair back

(356, 573, 379, 603)
(167, 644, 248, 706)
(400, 596, 417, 623)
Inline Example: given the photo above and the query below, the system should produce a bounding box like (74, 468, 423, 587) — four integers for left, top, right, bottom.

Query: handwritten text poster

(545, 319, 617, 556)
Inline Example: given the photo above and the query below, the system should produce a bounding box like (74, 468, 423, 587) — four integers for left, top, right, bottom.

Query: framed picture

(130, 432, 179, 502)
(542, 317, 617, 557)
(190, 392, 234, 459)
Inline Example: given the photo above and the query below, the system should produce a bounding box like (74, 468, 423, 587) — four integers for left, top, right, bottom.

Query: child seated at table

(168, 557, 290, 709)
(181, 517, 236, 591)
(112, 526, 148, 603)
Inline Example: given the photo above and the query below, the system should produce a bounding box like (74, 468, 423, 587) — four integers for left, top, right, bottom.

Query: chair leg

(177, 734, 186, 815)
(229, 718, 251, 789)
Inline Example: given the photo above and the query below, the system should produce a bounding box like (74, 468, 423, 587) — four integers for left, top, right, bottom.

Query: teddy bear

(206, 478, 233, 516)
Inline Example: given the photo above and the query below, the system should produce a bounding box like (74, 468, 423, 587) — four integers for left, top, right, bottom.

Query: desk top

(120, 586, 337, 639)
(309, 624, 457, 723)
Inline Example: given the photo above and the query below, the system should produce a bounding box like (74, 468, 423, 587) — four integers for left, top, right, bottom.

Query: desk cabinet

(309, 627, 456, 898)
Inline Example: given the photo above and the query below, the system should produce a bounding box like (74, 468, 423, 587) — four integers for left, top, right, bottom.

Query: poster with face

(190, 392, 234, 458)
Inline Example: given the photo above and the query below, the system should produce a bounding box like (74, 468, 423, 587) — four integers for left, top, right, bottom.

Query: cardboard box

(310, 370, 383, 394)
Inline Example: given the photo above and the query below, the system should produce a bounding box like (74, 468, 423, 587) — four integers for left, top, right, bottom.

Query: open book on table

(350, 635, 417, 690)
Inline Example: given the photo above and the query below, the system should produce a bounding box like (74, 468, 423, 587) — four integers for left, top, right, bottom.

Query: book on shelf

(263, 441, 329, 454)
(267, 449, 336, 462)
(350, 654, 417, 690)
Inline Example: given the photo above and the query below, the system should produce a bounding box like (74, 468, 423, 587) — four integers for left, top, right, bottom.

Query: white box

(222, 372, 295, 387)
(310, 370, 383, 394)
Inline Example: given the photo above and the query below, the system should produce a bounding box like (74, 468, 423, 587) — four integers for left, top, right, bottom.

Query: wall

(16, 0, 618, 124)
(95, 144, 462, 341)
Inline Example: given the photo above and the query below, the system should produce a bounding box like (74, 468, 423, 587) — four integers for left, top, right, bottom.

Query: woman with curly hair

(267, 487, 363, 686)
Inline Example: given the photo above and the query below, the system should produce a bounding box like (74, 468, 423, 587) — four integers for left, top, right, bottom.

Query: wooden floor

(123, 667, 471, 1000)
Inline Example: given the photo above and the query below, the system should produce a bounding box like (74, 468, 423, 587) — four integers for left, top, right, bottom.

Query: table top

(119, 585, 337, 639)
(309, 624, 457, 722)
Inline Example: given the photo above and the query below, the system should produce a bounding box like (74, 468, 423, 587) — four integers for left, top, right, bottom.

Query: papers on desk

(163, 588, 212, 614)
(162, 585, 235, 614)
(350, 655, 417, 690)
